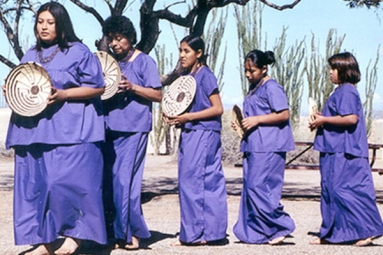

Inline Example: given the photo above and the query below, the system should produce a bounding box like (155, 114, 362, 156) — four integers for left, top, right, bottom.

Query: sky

(0, 0, 382, 114)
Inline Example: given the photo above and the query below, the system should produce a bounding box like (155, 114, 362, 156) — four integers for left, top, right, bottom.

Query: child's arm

(309, 113, 358, 131)
(241, 109, 290, 131)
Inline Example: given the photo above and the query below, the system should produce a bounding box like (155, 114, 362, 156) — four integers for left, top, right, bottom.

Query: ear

(262, 65, 268, 76)
(196, 49, 203, 59)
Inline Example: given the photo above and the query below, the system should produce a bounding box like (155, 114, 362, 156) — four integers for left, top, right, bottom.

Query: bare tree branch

(69, 0, 105, 25)
(259, 0, 302, 10)
(0, 53, 16, 69)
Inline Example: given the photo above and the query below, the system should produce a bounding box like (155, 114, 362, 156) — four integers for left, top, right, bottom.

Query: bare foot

(355, 237, 372, 247)
(309, 237, 331, 245)
(25, 244, 52, 255)
(125, 236, 139, 250)
(54, 237, 81, 255)
(170, 240, 207, 246)
(268, 236, 285, 245)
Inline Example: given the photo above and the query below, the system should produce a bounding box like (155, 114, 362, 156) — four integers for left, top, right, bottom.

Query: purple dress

(313, 83, 383, 243)
(6, 42, 107, 245)
(233, 79, 295, 244)
(102, 52, 162, 242)
(178, 66, 228, 243)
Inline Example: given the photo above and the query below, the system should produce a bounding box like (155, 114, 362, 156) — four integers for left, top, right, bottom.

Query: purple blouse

(184, 66, 221, 131)
(313, 83, 369, 157)
(240, 79, 295, 152)
(6, 42, 105, 148)
(103, 53, 162, 132)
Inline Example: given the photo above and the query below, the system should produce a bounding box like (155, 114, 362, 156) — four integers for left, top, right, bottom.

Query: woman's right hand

(2, 84, 6, 96)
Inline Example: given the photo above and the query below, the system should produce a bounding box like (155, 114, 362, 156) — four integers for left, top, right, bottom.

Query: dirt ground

(1, 154, 383, 255)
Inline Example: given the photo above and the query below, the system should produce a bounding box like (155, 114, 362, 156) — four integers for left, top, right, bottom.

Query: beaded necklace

(38, 46, 60, 64)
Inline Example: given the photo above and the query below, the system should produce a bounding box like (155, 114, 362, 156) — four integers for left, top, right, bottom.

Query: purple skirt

(319, 152, 383, 243)
(178, 129, 228, 243)
(233, 151, 295, 244)
(102, 131, 150, 242)
(13, 143, 107, 245)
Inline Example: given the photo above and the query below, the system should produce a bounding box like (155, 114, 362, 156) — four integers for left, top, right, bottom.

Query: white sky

(0, 0, 382, 112)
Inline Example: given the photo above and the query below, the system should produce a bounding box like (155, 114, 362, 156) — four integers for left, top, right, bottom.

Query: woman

(5, 2, 106, 255)
(232, 49, 295, 245)
(309, 52, 383, 246)
(101, 16, 162, 250)
(164, 35, 228, 245)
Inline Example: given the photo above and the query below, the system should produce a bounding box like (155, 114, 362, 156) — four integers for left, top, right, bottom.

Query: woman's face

(36, 11, 57, 44)
(329, 67, 340, 84)
(108, 33, 132, 56)
(179, 41, 202, 70)
(244, 58, 266, 84)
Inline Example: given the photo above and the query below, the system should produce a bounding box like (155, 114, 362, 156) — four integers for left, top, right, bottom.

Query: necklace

(120, 47, 135, 63)
(38, 46, 60, 64)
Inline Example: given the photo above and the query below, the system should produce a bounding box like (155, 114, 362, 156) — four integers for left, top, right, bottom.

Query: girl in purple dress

(4, 2, 106, 255)
(164, 35, 228, 245)
(232, 49, 295, 245)
(309, 52, 383, 246)
(101, 16, 162, 250)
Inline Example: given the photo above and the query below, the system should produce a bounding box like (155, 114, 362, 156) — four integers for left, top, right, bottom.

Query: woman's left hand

(118, 74, 136, 92)
(165, 113, 190, 126)
(48, 87, 67, 104)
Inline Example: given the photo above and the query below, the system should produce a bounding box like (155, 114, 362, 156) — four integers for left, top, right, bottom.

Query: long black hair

(245, 50, 276, 70)
(34, 2, 80, 51)
(180, 35, 208, 66)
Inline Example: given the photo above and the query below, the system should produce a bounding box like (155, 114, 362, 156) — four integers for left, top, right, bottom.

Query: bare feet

(355, 237, 372, 247)
(54, 237, 81, 255)
(309, 237, 331, 245)
(25, 244, 52, 255)
(125, 236, 140, 250)
(268, 236, 285, 245)
(170, 240, 207, 246)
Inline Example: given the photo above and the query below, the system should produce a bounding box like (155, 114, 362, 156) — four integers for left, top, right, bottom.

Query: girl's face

(109, 33, 133, 57)
(179, 41, 202, 71)
(36, 11, 57, 44)
(244, 58, 266, 84)
(329, 67, 340, 84)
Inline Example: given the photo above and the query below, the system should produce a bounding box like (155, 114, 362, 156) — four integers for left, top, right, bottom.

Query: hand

(308, 112, 324, 131)
(118, 74, 136, 92)
(2, 84, 6, 96)
(48, 87, 66, 105)
(242, 116, 259, 131)
(231, 120, 238, 131)
(165, 113, 190, 126)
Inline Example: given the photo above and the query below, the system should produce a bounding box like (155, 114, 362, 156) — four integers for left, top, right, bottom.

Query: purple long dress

(313, 83, 383, 243)
(102, 52, 162, 243)
(233, 79, 295, 244)
(6, 42, 107, 245)
(178, 66, 228, 243)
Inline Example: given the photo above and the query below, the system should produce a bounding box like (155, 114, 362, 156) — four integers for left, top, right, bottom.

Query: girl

(5, 2, 106, 255)
(309, 52, 383, 246)
(232, 49, 295, 245)
(164, 35, 228, 245)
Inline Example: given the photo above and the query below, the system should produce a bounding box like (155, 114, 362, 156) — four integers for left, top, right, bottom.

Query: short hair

(102, 16, 137, 45)
(328, 52, 361, 84)
(180, 35, 207, 65)
(34, 2, 80, 51)
(245, 50, 276, 68)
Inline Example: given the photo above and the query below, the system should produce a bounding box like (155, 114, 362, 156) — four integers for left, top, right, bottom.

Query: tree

(0, 0, 303, 69)
(344, 0, 382, 8)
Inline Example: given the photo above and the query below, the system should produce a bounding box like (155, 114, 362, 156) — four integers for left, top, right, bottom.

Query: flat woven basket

(162, 75, 197, 116)
(5, 62, 51, 117)
(95, 51, 121, 100)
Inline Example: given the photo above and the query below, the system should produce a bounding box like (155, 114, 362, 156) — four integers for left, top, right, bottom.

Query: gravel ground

(1, 154, 383, 255)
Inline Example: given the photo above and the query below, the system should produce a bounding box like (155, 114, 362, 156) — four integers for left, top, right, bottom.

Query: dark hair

(328, 52, 361, 84)
(245, 50, 275, 69)
(34, 2, 80, 51)
(180, 35, 207, 65)
(102, 16, 137, 45)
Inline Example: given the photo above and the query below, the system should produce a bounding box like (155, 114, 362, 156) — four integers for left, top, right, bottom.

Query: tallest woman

(5, 2, 107, 255)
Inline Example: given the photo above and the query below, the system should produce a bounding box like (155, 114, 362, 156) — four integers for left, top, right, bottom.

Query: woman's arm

(48, 87, 105, 104)
(118, 75, 162, 102)
(165, 92, 223, 126)
(242, 109, 290, 131)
